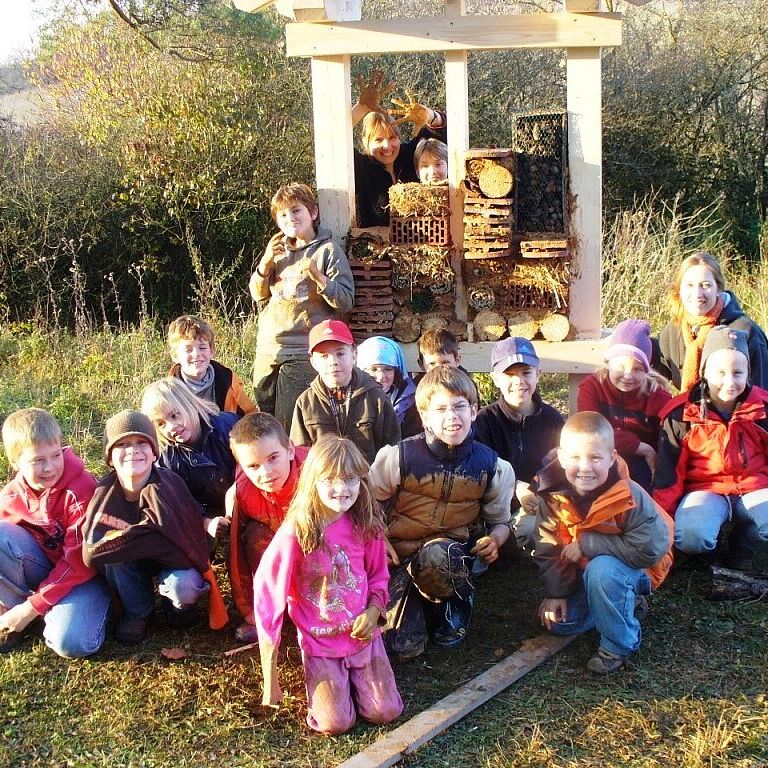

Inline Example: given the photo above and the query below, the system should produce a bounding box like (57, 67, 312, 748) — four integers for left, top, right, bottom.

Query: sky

(0, 0, 51, 65)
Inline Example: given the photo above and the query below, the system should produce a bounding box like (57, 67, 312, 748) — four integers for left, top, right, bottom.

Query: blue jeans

(548, 554, 651, 658)
(0, 521, 110, 658)
(674, 489, 768, 556)
(99, 559, 209, 618)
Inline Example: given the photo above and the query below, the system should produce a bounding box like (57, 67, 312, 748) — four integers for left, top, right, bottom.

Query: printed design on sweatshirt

(272, 260, 310, 302)
(303, 544, 363, 637)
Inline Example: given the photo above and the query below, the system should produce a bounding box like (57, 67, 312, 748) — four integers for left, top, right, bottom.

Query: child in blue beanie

(357, 337, 422, 438)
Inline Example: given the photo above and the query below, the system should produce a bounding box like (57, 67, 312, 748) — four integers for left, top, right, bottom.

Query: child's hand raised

(304, 258, 328, 290)
(261, 233, 285, 272)
(350, 605, 381, 642)
(389, 89, 437, 134)
(356, 70, 396, 114)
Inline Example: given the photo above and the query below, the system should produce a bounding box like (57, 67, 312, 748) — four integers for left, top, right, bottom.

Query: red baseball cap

(308, 320, 355, 353)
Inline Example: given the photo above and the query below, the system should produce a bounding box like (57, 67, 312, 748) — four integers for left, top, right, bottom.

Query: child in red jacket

(578, 319, 671, 491)
(654, 326, 768, 570)
(0, 408, 110, 656)
(226, 412, 308, 641)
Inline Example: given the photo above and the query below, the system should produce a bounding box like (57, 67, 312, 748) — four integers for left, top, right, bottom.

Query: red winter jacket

(229, 445, 309, 617)
(653, 384, 768, 515)
(0, 448, 97, 613)
(578, 372, 671, 459)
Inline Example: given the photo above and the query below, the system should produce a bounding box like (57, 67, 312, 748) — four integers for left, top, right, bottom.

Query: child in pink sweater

(253, 436, 403, 735)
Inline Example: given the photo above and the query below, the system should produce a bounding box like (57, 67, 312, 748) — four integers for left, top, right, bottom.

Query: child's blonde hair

(561, 411, 615, 450)
(140, 378, 219, 447)
(286, 436, 384, 554)
(270, 183, 318, 223)
(596, 366, 670, 396)
(167, 315, 216, 353)
(416, 366, 478, 412)
(668, 251, 725, 322)
(414, 138, 448, 170)
(2, 408, 62, 465)
(360, 112, 401, 155)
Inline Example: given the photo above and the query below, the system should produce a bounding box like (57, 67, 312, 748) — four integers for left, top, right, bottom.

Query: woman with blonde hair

(656, 251, 768, 390)
(351, 71, 447, 227)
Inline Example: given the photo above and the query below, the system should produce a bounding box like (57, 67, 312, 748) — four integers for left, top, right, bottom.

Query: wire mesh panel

(512, 110, 567, 235)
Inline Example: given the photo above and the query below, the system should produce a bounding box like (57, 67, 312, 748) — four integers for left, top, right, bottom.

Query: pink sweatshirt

(253, 513, 389, 658)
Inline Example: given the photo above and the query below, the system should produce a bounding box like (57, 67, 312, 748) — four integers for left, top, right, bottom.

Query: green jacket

(290, 368, 400, 464)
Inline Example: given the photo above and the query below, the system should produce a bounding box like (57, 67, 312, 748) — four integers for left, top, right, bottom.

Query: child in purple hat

(578, 320, 671, 491)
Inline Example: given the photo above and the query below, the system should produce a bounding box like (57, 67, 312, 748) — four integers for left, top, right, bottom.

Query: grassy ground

(2, 224, 768, 767)
(2, 550, 767, 767)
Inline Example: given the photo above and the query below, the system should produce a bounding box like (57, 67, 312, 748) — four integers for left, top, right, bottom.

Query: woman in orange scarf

(656, 252, 768, 391)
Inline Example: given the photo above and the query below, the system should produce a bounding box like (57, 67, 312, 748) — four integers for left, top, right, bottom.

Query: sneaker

(386, 628, 428, 663)
(586, 648, 627, 674)
(115, 615, 149, 645)
(234, 622, 259, 643)
(432, 593, 474, 649)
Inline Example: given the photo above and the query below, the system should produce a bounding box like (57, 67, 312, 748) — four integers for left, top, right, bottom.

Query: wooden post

(445, 0, 469, 322)
(311, 55, 355, 240)
(565, 0, 603, 411)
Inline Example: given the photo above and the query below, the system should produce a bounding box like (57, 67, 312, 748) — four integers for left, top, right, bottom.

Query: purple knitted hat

(605, 319, 652, 372)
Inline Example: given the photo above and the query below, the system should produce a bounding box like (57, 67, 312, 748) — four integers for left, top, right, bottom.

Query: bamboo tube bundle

(539, 312, 571, 342)
(507, 312, 539, 341)
(392, 310, 421, 343)
(473, 309, 507, 341)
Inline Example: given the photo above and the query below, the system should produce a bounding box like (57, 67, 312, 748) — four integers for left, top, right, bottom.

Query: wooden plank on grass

(337, 633, 575, 768)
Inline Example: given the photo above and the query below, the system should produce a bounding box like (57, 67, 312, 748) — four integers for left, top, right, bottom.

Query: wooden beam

(286, 12, 622, 57)
(311, 56, 355, 240)
(565, 47, 602, 341)
(400, 338, 608, 375)
(337, 634, 576, 768)
(445, 45, 469, 323)
(232, 0, 361, 21)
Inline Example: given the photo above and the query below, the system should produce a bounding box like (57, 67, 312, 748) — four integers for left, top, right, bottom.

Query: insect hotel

(234, 0, 629, 408)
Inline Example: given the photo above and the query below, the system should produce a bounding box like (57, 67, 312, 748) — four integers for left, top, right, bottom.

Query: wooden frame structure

(234, 0, 626, 410)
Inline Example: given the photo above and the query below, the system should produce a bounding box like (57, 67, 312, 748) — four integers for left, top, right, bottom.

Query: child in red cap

(290, 320, 400, 463)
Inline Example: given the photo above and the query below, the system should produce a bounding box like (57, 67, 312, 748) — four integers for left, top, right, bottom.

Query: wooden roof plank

(286, 12, 621, 57)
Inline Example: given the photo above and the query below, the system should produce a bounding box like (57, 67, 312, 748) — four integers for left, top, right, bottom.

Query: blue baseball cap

(491, 337, 539, 373)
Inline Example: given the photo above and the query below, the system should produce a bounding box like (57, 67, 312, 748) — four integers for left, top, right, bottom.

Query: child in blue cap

(357, 336, 422, 438)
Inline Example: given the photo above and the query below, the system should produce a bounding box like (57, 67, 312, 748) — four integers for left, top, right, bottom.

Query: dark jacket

(290, 368, 401, 464)
(157, 412, 239, 518)
(656, 291, 768, 390)
(82, 467, 228, 629)
(168, 360, 256, 417)
(653, 383, 768, 514)
(354, 118, 448, 227)
(474, 394, 564, 486)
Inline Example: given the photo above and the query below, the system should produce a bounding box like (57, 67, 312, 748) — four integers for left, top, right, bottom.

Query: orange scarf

(680, 295, 724, 390)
